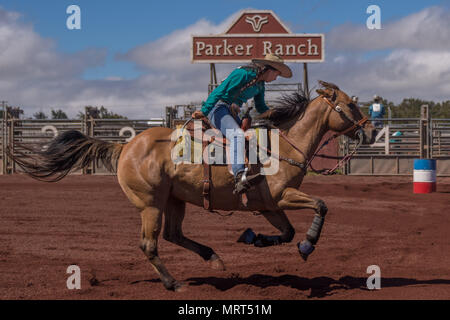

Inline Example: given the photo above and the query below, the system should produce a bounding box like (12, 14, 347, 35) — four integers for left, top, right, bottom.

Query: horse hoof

(173, 281, 188, 293)
(297, 240, 315, 261)
(237, 228, 256, 244)
(209, 254, 226, 271)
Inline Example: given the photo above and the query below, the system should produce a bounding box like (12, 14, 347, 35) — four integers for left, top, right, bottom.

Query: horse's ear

(316, 88, 337, 102)
(318, 80, 340, 91)
(331, 90, 337, 101)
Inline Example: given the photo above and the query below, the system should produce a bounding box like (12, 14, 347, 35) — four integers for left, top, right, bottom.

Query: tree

(0, 106, 24, 119)
(358, 98, 450, 120)
(391, 98, 426, 118)
(76, 111, 85, 120)
(33, 111, 48, 119)
(51, 109, 68, 119)
(430, 100, 450, 119)
(98, 106, 127, 119)
(77, 106, 127, 119)
(359, 97, 395, 119)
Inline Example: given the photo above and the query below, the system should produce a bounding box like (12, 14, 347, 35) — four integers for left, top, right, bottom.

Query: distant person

(369, 95, 385, 128)
(351, 96, 359, 107)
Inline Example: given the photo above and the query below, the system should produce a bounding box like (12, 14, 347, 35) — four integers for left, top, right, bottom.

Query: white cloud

(0, 6, 448, 120)
(0, 6, 242, 119)
(118, 14, 238, 71)
(307, 47, 450, 103)
(328, 6, 450, 51)
(307, 6, 450, 103)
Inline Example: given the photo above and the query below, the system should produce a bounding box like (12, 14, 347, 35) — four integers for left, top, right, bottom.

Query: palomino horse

(10, 81, 376, 291)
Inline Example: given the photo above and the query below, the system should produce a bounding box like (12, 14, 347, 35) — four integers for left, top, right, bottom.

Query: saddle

(176, 116, 270, 211)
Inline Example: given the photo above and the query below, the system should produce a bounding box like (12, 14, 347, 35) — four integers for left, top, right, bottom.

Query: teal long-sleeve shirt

(201, 67, 269, 117)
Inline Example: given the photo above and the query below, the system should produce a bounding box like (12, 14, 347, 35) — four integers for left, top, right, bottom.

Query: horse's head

(316, 81, 376, 145)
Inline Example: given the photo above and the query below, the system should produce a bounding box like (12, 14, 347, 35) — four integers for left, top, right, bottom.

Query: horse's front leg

(237, 210, 295, 247)
(277, 187, 328, 261)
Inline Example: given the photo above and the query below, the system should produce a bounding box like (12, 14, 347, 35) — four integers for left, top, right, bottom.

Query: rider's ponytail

(237, 63, 274, 94)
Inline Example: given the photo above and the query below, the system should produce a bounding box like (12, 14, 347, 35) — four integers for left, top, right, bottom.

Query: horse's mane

(257, 89, 310, 126)
(257, 80, 340, 126)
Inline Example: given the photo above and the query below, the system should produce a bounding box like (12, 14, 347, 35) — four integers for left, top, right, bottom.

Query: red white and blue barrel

(413, 159, 436, 193)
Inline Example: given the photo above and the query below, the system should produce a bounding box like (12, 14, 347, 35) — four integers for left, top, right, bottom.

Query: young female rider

(192, 53, 292, 194)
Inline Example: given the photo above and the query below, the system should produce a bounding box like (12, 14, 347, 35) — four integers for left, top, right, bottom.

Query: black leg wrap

(254, 234, 282, 247)
(297, 240, 315, 261)
(280, 226, 295, 243)
(306, 215, 325, 245)
(298, 207, 326, 261)
(317, 200, 328, 217)
(237, 228, 256, 244)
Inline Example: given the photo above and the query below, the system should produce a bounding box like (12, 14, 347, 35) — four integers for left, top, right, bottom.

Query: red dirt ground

(0, 174, 449, 300)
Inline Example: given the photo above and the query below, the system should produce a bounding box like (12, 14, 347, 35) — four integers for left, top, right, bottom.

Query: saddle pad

(174, 125, 269, 165)
(174, 125, 228, 164)
(174, 125, 203, 163)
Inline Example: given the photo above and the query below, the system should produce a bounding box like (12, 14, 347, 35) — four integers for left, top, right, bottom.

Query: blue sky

(0, 1, 449, 118)
(1, 0, 446, 80)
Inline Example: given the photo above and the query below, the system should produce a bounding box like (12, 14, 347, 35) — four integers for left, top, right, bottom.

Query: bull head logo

(245, 15, 269, 32)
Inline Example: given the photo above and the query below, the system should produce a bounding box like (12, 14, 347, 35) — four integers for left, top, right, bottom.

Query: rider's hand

(230, 104, 241, 118)
(192, 110, 205, 119)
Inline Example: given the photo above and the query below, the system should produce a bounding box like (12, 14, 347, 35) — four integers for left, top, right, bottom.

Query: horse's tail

(6, 130, 124, 182)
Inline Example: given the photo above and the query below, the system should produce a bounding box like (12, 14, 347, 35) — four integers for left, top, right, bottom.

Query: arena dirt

(1, 174, 449, 299)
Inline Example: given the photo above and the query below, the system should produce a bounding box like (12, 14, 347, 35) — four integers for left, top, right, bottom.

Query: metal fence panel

(343, 117, 450, 176)
(1, 118, 165, 175)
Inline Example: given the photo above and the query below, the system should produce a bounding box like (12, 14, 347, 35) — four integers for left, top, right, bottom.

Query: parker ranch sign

(192, 10, 324, 63)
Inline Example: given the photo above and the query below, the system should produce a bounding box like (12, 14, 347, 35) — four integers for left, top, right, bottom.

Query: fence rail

(2, 105, 450, 176)
(0, 114, 165, 174)
(342, 109, 450, 176)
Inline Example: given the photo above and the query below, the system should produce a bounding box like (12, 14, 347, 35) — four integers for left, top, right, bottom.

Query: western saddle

(178, 115, 269, 212)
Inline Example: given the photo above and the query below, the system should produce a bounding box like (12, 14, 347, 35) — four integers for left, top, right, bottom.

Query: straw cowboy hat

(252, 53, 292, 78)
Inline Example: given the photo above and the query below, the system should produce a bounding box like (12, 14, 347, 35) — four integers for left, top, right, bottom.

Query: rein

(271, 96, 368, 175)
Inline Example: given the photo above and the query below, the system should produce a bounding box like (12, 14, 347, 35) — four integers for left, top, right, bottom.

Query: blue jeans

(207, 102, 245, 177)
(371, 118, 384, 128)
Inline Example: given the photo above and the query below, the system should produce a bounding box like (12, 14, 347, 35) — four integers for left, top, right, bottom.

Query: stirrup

(233, 168, 264, 195)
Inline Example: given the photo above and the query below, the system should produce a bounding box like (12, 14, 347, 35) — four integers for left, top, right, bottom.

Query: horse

(9, 81, 376, 292)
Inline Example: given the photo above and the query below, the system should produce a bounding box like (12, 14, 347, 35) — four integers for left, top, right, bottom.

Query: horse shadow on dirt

(185, 274, 450, 298)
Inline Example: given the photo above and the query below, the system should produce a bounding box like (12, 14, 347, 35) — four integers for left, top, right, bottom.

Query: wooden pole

(209, 63, 217, 95)
(419, 105, 430, 159)
(8, 117, 14, 174)
(303, 63, 310, 100)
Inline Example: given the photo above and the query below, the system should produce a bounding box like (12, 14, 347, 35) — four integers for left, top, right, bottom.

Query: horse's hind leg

(163, 196, 225, 271)
(237, 210, 295, 247)
(140, 206, 185, 292)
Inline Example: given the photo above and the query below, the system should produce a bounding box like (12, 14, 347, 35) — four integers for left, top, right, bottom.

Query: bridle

(269, 95, 369, 174)
(321, 96, 368, 137)
(183, 95, 369, 176)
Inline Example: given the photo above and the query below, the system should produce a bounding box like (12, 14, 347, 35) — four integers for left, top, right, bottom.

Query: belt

(214, 100, 241, 124)
(217, 99, 232, 106)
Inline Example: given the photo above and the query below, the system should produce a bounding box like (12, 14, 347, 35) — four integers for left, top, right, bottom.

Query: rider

(192, 53, 293, 194)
